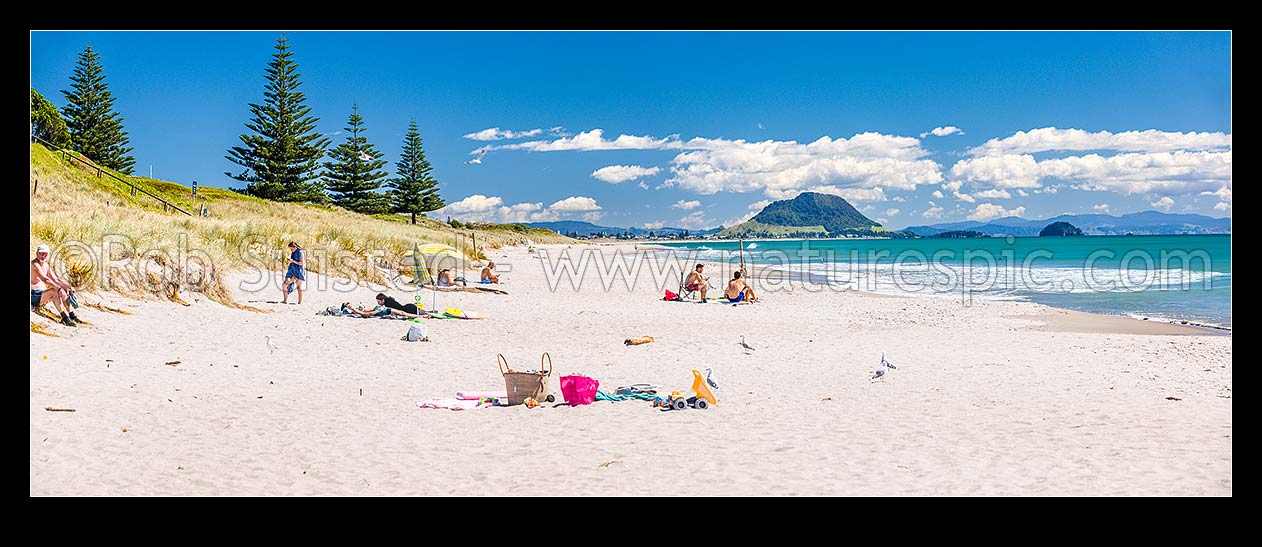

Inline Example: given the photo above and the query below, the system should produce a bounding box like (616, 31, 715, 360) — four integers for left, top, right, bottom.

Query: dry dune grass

(29, 143, 569, 306)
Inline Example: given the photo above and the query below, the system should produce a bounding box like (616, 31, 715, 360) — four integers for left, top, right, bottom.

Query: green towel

(594, 390, 656, 402)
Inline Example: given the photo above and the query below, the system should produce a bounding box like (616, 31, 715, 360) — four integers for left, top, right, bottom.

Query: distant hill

(1039, 221, 1083, 237)
(717, 192, 893, 238)
(905, 211, 1231, 237)
(525, 220, 718, 237)
(930, 230, 990, 239)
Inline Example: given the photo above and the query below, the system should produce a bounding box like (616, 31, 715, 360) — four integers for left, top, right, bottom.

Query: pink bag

(559, 375, 599, 405)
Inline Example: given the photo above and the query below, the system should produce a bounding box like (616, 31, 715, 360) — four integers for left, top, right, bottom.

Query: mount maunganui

(717, 192, 890, 238)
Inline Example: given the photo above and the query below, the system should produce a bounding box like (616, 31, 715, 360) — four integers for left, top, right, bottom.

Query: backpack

(663, 290, 682, 301)
(404, 324, 429, 342)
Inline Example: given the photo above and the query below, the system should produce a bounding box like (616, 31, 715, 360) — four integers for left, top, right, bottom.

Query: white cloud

(676, 211, 712, 229)
(672, 199, 702, 210)
(920, 126, 964, 138)
(642, 221, 666, 229)
(950, 154, 1043, 189)
(442, 194, 503, 213)
(491, 129, 680, 152)
(891, 196, 906, 202)
(972, 189, 1012, 199)
(1092, 204, 1111, 213)
(485, 129, 943, 199)
(931, 190, 944, 199)
(549, 196, 602, 212)
(431, 194, 603, 223)
(922, 204, 944, 219)
(463, 127, 546, 141)
(721, 200, 771, 228)
(969, 127, 1232, 155)
(1016, 189, 1029, 197)
(861, 205, 875, 212)
(950, 150, 1231, 197)
(591, 165, 661, 184)
(1214, 201, 1231, 211)
(1200, 185, 1232, 202)
(876, 218, 888, 225)
(1150, 197, 1174, 210)
(637, 182, 650, 190)
(773, 185, 889, 203)
(885, 208, 901, 216)
(967, 203, 1026, 222)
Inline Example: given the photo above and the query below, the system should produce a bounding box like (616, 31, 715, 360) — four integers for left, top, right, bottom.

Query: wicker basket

(499, 353, 553, 405)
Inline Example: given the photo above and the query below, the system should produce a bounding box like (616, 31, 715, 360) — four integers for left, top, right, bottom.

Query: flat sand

(30, 244, 1232, 495)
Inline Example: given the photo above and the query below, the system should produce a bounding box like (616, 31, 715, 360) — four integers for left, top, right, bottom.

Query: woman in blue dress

(281, 241, 306, 304)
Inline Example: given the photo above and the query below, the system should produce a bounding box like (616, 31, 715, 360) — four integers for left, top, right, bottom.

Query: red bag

(663, 290, 681, 301)
(559, 375, 599, 405)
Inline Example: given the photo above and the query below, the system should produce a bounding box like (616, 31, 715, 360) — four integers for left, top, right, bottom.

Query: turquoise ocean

(657, 234, 1231, 329)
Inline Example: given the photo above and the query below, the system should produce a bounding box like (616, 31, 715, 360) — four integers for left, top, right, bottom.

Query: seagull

(881, 352, 897, 370)
(705, 367, 719, 390)
(357, 151, 374, 162)
(265, 335, 278, 355)
(739, 335, 755, 352)
(464, 149, 487, 165)
(871, 352, 896, 380)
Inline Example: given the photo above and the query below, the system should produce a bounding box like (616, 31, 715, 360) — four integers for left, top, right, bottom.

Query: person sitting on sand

(281, 241, 305, 305)
(341, 302, 389, 318)
(376, 293, 428, 318)
(723, 270, 757, 303)
(31, 244, 82, 327)
(436, 268, 455, 287)
(684, 263, 709, 301)
(480, 261, 500, 284)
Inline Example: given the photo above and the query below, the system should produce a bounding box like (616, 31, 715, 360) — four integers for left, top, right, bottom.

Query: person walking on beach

(31, 244, 82, 326)
(281, 241, 306, 305)
(685, 263, 709, 301)
(723, 270, 757, 303)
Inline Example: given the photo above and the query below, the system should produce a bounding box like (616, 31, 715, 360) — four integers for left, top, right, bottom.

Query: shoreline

(638, 244, 1231, 335)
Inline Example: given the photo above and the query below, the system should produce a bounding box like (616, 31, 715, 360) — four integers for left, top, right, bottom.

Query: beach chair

(679, 272, 699, 300)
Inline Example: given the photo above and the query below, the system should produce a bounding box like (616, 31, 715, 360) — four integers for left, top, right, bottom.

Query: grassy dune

(29, 143, 568, 305)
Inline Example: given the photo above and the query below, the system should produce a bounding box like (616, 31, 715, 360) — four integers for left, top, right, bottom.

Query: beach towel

(595, 390, 657, 402)
(663, 290, 682, 301)
(456, 390, 508, 400)
(416, 398, 483, 411)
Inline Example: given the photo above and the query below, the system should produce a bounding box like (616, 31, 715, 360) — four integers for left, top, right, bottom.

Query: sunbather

(480, 261, 500, 284)
(341, 302, 389, 317)
(684, 263, 709, 301)
(723, 270, 757, 303)
(436, 268, 455, 287)
(376, 293, 428, 318)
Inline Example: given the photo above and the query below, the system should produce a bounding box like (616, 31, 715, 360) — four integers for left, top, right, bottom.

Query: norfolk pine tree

(60, 44, 135, 174)
(389, 120, 444, 224)
(321, 103, 392, 214)
(225, 36, 329, 202)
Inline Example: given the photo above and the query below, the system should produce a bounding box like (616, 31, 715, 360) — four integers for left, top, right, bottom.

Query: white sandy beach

(29, 243, 1232, 495)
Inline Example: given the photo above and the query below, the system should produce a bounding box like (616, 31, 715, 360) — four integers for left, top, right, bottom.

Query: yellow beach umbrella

(402, 243, 466, 283)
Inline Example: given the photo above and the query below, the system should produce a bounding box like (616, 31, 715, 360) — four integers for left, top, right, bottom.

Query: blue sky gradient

(30, 31, 1231, 229)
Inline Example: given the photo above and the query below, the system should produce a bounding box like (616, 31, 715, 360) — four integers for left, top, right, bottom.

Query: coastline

(30, 242, 1232, 495)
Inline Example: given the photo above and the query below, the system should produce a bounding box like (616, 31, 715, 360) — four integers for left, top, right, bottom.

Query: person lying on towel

(342, 302, 389, 317)
(723, 270, 757, 303)
(376, 293, 428, 318)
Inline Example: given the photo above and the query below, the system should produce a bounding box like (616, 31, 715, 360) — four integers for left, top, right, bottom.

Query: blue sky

(30, 31, 1231, 229)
